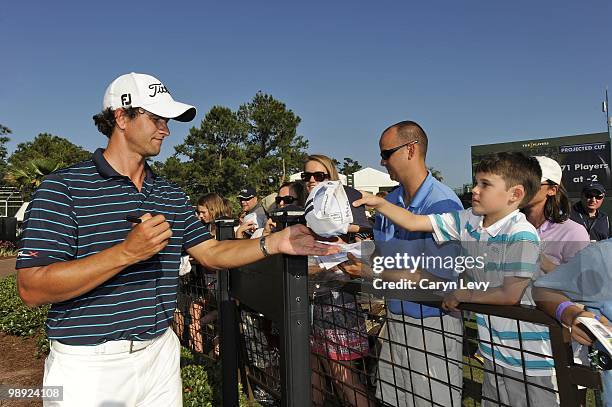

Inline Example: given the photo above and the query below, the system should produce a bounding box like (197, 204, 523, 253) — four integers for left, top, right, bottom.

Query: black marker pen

(125, 215, 142, 224)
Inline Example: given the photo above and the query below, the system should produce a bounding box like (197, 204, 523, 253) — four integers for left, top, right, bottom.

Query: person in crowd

(15, 72, 338, 407)
(302, 154, 371, 234)
(262, 181, 307, 235)
(348, 121, 464, 406)
(189, 192, 234, 353)
(303, 154, 371, 407)
(237, 186, 268, 230)
(196, 192, 233, 236)
(570, 182, 611, 241)
(354, 152, 559, 406)
(276, 180, 307, 208)
(523, 156, 590, 271)
(533, 239, 612, 406)
(523, 156, 591, 403)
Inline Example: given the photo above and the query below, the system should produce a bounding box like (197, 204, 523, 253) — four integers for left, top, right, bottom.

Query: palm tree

(5, 158, 64, 200)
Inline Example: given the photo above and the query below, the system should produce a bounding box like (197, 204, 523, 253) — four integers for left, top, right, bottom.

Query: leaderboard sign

(471, 132, 611, 197)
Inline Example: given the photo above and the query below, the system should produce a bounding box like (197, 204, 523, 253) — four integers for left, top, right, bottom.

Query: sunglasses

(137, 108, 169, 129)
(380, 140, 418, 161)
(275, 195, 296, 205)
(584, 193, 604, 200)
(301, 171, 329, 182)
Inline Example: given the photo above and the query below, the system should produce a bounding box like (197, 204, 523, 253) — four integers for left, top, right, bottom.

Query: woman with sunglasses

(302, 156, 371, 233)
(276, 181, 306, 208)
(303, 154, 371, 406)
(570, 182, 611, 242)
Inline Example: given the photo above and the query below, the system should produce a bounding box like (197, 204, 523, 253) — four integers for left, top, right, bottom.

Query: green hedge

(0, 275, 261, 406)
(180, 347, 260, 406)
(0, 274, 48, 337)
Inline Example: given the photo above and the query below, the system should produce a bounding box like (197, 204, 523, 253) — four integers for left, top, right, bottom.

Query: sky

(1, 1, 611, 188)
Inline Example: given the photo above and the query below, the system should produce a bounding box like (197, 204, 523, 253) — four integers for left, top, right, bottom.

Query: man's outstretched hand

(270, 224, 341, 256)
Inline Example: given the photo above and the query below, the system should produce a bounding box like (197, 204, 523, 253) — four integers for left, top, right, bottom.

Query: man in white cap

(15, 72, 337, 407)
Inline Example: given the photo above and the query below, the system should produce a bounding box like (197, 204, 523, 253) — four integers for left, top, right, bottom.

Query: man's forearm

(17, 243, 135, 307)
(192, 236, 273, 270)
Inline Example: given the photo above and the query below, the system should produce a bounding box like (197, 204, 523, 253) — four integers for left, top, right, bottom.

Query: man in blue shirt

(534, 239, 612, 406)
(15, 72, 337, 407)
(373, 121, 464, 407)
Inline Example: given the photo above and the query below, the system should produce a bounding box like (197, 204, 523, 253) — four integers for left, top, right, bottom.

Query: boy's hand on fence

(442, 289, 472, 312)
(121, 213, 172, 264)
(270, 224, 341, 256)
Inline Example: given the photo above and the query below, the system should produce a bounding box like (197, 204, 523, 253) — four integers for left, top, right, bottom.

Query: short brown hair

(382, 120, 429, 158)
(475, 152, 541, 207)
(92, 107, 139, 137)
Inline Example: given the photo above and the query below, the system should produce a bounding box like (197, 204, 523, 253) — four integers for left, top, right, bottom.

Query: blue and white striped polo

(429, 209, 555, 375)
(16, 148, 211, 346)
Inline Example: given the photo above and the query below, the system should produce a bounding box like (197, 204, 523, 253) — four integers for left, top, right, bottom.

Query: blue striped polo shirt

(16, 148, 211, 346)
(429, 209, 554, 375)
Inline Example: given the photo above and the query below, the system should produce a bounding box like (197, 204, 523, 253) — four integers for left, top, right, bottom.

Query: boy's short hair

(475, 152, 541, 207)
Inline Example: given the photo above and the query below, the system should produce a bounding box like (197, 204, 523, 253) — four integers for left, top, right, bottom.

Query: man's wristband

(259, 236, 270, 257)
(555, 301, 574, 323)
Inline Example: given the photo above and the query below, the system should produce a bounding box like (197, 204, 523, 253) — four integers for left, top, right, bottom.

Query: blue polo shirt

(16, 148, 211, 345)
(374, 172, 463, 317)
(534, 239, 611, 312)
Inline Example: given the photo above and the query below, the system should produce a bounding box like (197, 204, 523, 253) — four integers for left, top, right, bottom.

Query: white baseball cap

(305, 180, 353, 237)
(103, 72, 196, 122)
(534, 156, 562, 185)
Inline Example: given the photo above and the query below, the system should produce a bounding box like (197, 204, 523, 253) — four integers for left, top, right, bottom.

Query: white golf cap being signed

(305, 180, 353, 237)
(103, 72, 196, 122)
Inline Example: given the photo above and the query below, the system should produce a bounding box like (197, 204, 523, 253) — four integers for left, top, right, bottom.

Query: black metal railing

(173, 219, 603, 407)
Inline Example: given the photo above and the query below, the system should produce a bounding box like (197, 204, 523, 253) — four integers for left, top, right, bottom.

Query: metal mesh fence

(173, 263, 219, 359)
(175, 271, 603, 406)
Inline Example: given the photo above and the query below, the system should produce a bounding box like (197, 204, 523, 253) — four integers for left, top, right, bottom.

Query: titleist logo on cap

(148, 83, 169, 97)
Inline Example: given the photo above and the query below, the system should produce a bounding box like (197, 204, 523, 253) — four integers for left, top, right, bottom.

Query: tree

(339, 158, 362, 176)
(162, 92, 309, 200)
(238, 92, 308, 195)
(5, 158, 64, 200)
(5, 133, 92, 200)
(8, 133, 91, 168)
(0, 125, 12, 182)
(168, 106, 250, 199)
(429, 167, 443, 182)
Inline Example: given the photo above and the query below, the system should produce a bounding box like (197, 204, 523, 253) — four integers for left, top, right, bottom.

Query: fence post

(216, 219, 240, 407)
(271, 209, 311, 407)
(279, 253, 311, 407)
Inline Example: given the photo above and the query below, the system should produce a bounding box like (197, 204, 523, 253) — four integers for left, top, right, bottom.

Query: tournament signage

(471, 132, 611, 197)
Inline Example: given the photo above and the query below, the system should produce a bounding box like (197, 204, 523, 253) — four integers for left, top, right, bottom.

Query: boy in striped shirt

(355, 152, 558, 406)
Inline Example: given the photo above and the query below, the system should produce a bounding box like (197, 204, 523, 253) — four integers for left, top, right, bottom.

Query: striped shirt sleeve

(428, 210, 464, 243)
(179, 193, 212, 251)
(503, 229, 540, 278)
(16, 175, 78, 268)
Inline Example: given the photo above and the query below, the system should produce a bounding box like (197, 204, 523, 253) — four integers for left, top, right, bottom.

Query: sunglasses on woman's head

(275, 195, 296, 205)
(301, 171, 329, 182)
